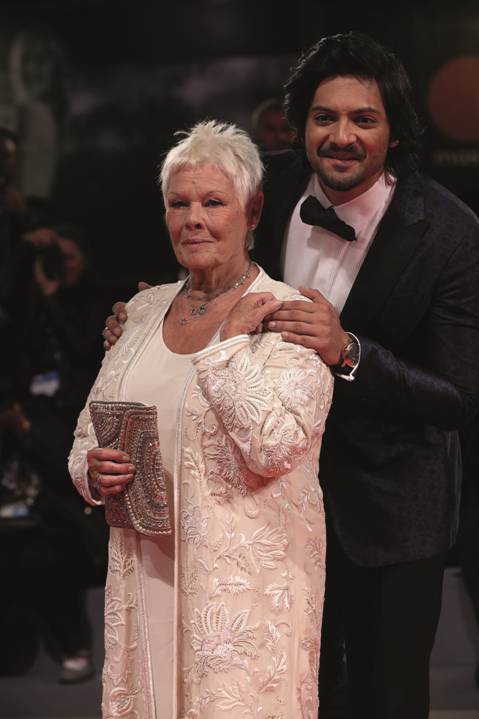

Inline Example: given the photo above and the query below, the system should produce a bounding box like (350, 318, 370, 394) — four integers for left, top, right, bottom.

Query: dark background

(1, 0, 478, 294)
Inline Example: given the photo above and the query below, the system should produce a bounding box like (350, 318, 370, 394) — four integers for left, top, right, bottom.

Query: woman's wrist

(220, 324, 241, 342)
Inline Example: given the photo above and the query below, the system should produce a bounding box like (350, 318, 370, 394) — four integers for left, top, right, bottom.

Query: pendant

(179, 317, 188, 325)
(190, 303, 208, 317)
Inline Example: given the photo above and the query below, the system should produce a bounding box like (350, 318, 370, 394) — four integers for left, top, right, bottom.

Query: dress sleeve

(192, 333, 334, 478)
(68, 358, 108, 506)
(68, 285, 163, 504)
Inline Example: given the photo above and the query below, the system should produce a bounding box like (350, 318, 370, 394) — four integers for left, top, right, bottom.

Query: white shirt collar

(311, 172, 396, 242)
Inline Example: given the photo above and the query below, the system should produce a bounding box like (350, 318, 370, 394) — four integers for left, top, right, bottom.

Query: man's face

(255, 109, 296, 152)
(305, 75, 398, 204)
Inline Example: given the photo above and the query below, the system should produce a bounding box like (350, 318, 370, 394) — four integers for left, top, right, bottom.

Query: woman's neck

(188, 256, 252, 295)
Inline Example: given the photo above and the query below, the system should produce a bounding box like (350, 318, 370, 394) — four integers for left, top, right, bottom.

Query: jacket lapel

(340, 174, 430, 332)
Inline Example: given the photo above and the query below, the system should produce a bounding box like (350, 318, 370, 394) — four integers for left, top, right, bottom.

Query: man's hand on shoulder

(102, 281, 151, 351)
(266, 286, 349, 365)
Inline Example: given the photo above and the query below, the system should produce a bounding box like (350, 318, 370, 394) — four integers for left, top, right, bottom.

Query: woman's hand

(220, 292, 283, 341)
(86, 447, 135, 496)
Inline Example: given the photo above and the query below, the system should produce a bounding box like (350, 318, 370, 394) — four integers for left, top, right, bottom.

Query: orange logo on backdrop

(427, 56, 479, 142)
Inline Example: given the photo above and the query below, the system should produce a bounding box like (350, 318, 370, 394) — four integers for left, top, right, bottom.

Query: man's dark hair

(284, 31, 422, 177)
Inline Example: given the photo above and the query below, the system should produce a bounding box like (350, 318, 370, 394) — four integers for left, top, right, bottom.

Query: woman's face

(165, 163, 262, 273)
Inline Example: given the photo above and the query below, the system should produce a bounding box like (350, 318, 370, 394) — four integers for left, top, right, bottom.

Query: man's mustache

(318, 144, 365, 161)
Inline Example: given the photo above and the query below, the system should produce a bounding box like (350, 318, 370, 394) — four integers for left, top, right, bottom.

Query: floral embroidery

(204, 434, 249, 495)
(104, 587, 137, 652)
(274, 367, 317, 411)
(183, 683, 257, 717)
(68, 278, 334, 717)
(182, 448, 207, 496)
(297, 485, 323, 514)
(264, 583, 293, 611)
(109, 534, 136, 578)
(249, 524, 288, 570)
(262, 425, 309, 474)
(200, 350, 272, 432)
(197, 338, 331, 478)
(300, 635, 321, 677)
(190, 602, 258, 677)
(256, 652, 288, 693)
(211, 575, 253, 597)
(182, 689, 216, 718)
(215, 682, 256, 712)
(297, 672, 318, 719)
(180, 567, 200, 596)
(263, 621, 281, 651)
(234, 549, 254, 575)
(180, 501, 209, 548)
(304, 589, 323, 627)
(108, 685, 140, 717)
(305, 537, 325, 569)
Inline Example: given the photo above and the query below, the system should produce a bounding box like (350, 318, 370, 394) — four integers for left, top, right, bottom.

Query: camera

(36, 242, 65, 282)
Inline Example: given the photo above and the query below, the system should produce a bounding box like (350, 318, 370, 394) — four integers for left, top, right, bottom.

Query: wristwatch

(332, 332, 360, 380)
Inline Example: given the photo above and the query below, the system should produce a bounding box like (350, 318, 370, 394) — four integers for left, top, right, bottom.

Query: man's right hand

(102, 281, 151, 350)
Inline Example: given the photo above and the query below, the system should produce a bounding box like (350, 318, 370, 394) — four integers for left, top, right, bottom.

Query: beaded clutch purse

(89, 401, 171, 535)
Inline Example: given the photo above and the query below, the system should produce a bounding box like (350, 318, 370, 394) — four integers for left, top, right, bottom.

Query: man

(254, 31, 479, 719)
(251, 97, 296, 152)
(103, 32, 479, 719)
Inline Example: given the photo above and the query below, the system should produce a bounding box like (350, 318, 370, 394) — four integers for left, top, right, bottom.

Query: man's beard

(313, 142, 368, 192)
(317, 166, 366, 192)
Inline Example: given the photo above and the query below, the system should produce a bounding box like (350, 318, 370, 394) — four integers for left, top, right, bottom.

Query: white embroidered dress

(69, 268, 333, 719)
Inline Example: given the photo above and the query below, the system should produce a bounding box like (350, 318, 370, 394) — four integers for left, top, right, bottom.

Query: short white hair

(159, 120, 264, 209)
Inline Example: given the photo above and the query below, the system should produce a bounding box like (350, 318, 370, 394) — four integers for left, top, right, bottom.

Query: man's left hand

(266, 286, 349, 365)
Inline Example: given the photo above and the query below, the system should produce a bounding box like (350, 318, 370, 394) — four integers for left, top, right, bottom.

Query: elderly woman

(69, 120, 333, 718)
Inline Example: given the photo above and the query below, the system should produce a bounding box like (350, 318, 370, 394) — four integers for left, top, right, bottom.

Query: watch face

(342, 337, 360, 368)
(346, 342, 360, 363)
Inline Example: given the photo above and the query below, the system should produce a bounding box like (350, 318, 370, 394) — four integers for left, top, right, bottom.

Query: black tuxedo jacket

(254, 152, 479, 566)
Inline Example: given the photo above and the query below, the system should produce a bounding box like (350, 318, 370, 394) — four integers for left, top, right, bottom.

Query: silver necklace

(178, 261, 253, 325)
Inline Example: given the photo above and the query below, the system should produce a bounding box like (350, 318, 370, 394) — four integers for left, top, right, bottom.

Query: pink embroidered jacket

(69, 268, 333, 719)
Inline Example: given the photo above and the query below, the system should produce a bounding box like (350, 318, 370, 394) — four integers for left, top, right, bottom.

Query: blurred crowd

(0, 127, 110, 683)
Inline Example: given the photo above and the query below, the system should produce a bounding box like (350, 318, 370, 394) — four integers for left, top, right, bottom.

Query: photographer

(0, 218, 109, 682)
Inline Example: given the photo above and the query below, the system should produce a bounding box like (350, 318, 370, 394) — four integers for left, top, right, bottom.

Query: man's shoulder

(398, 173, 479, 229)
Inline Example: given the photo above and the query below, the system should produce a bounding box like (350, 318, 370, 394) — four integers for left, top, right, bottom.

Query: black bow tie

(300, 195, 356, 242)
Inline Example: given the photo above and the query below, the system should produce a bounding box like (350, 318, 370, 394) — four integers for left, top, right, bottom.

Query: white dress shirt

(283, 172, 396, 314)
